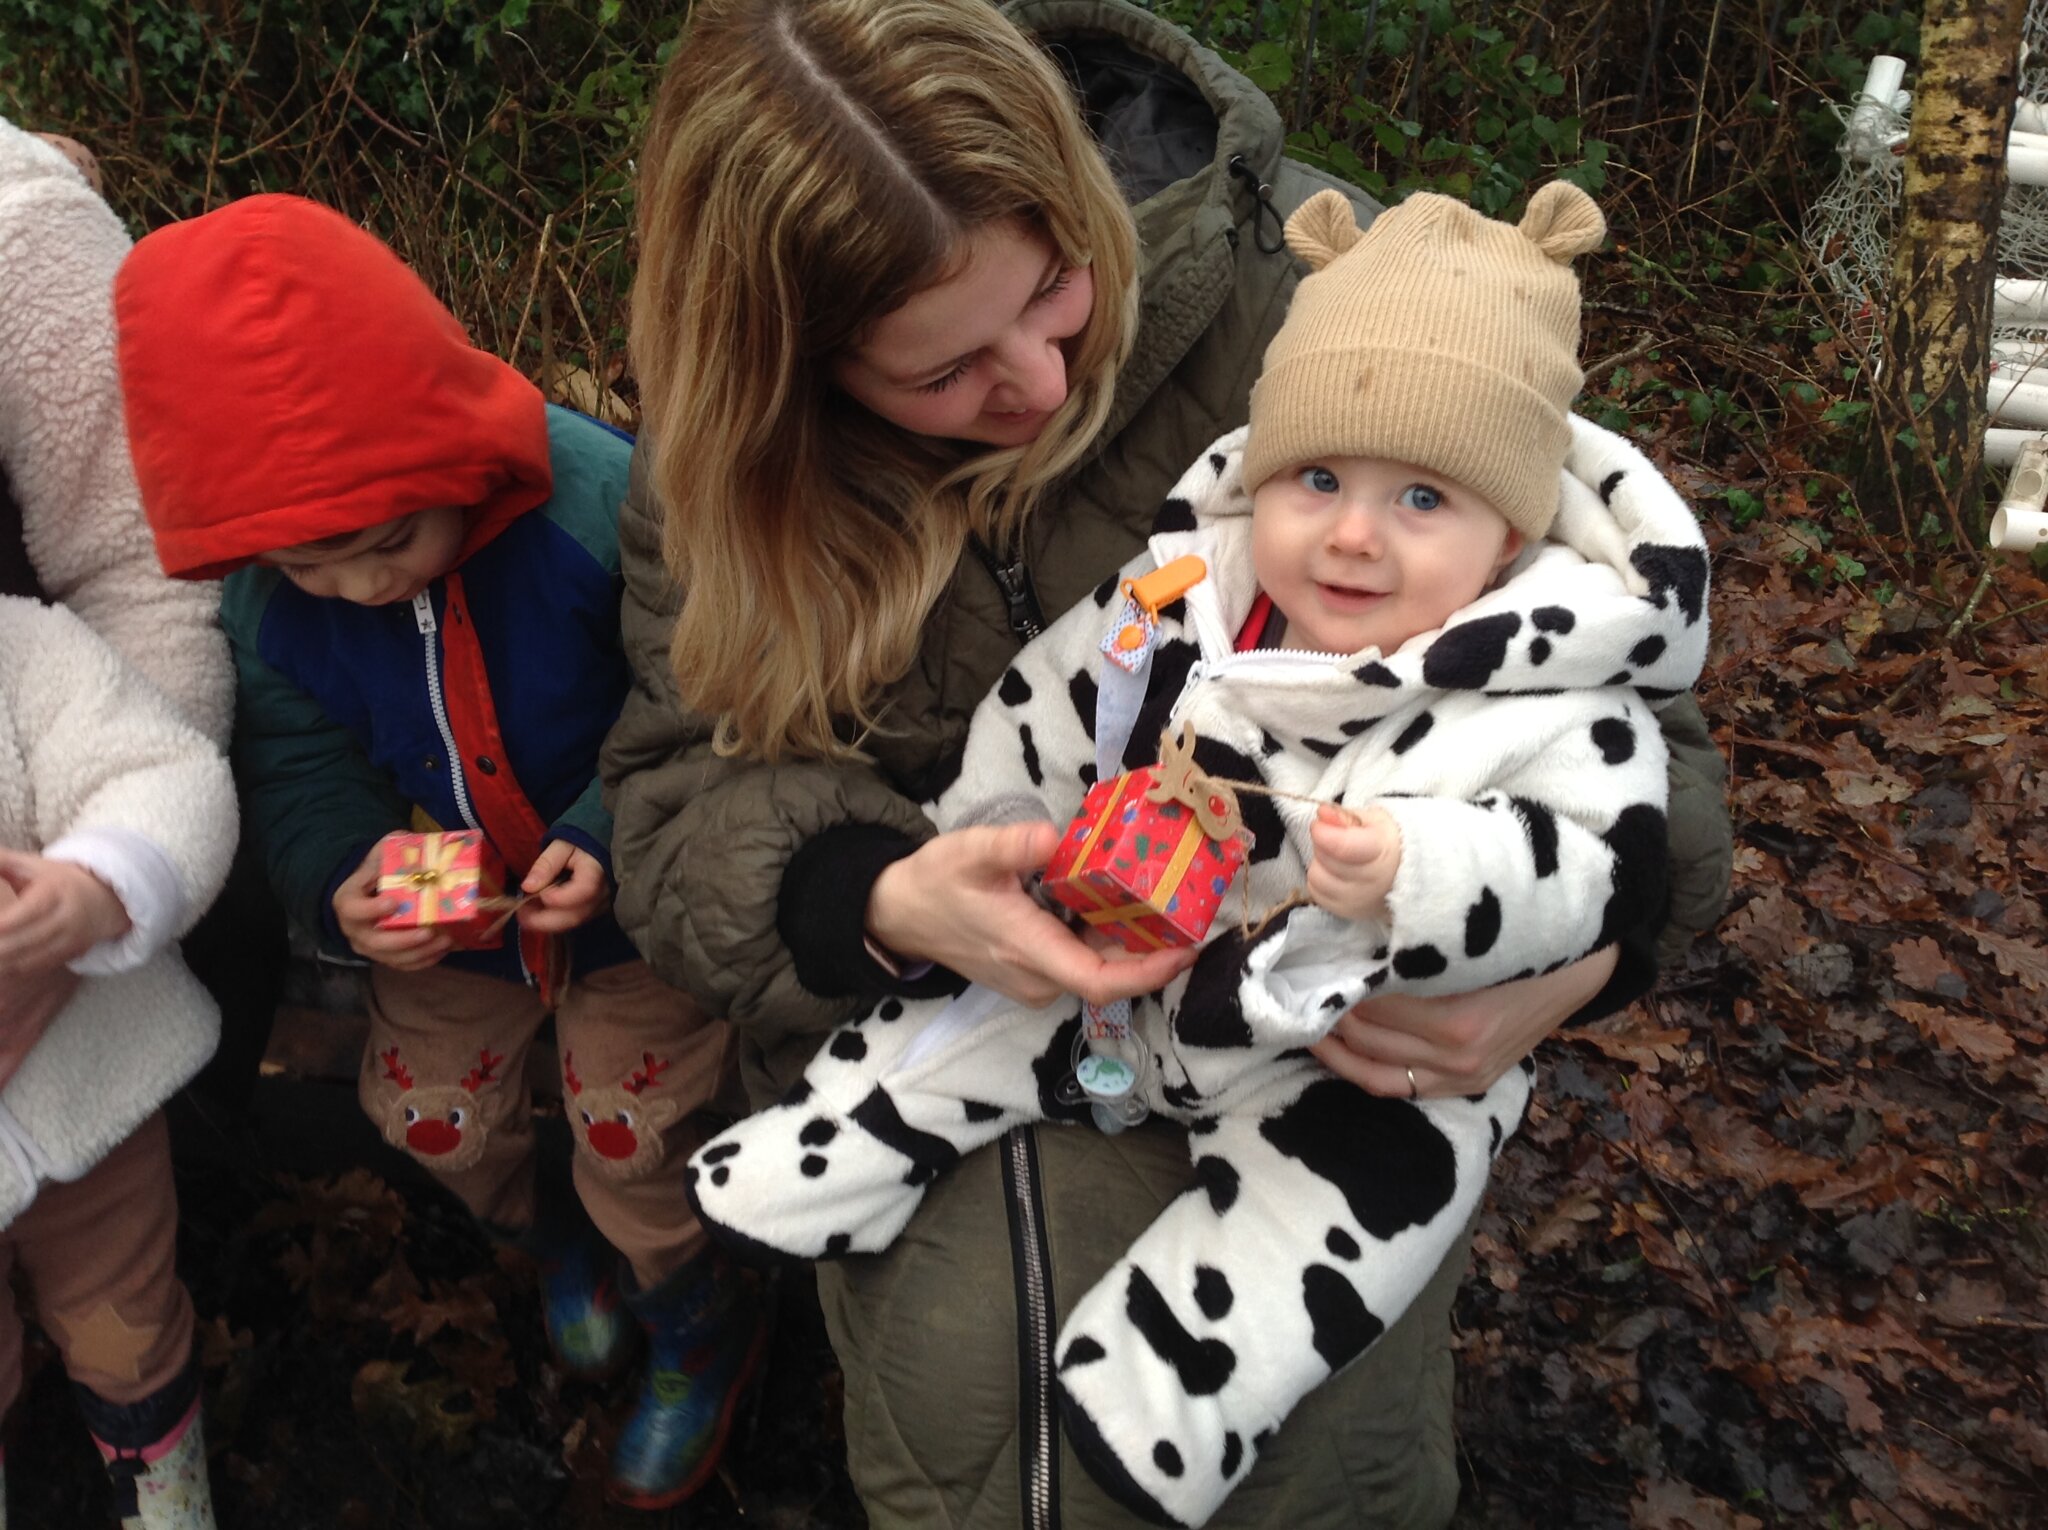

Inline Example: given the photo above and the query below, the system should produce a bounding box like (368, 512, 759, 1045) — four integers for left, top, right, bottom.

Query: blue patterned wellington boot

(515, 1186, 638, 1384)
(607, 1254, 769, 1510)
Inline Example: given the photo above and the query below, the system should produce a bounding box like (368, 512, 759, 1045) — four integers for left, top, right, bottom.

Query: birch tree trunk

(1866, 0, 2027, 544)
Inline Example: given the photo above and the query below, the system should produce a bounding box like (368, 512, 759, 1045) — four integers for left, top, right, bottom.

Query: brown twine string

(473, 892, 538, 942)
(1186, 773, 1359, 938)
(1130, 724, 1367, 940)
(425, 893, 581, 1011)
(392, 855, 575, 1003)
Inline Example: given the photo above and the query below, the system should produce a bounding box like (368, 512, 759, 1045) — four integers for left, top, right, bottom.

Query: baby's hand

(518, 840, 610, 935)
(0, 850, 132, 976)
(332, 836, 454, 971)
(1305, 803, 1401, 924)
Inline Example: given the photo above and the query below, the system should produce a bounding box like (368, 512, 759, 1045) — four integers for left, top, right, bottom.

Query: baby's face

(261, 506, 467, 606)
(1249, 456, 1522, 657)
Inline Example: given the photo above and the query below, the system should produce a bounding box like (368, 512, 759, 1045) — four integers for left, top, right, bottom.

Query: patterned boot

(73, 1361, 217, 1530)
(534, 1211, 637, 1382)
(495, 1162, 637, 1383)
(607, 1253, 769, 1511)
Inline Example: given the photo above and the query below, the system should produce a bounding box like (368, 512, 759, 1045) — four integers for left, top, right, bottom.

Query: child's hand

(0, 850, 132, 977)
(332, 838, 454, 971)
(0, 873, 81, 1090)
(518, 841, 610, 935)
(1305, 803, 1402, 924)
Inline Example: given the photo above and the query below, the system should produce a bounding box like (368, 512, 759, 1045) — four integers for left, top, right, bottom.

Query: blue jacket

(222, 407, 639, 984)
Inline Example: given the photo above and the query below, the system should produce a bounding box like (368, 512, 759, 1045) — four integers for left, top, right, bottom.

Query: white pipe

(1996, 279, 2048, 324)
(2009, 141, 2048, 187)
(1842, 55, 1910, 163)
(1992, 437, 2048, 550)
(2018, 99, 2048, 136)
(1851, 56, 1908, 133)
(1987, 375, 2048, 427)
(1985, 428, 2041, 468)
(1992, 340, 2048, 370)
(1993, 504, 2048, 550)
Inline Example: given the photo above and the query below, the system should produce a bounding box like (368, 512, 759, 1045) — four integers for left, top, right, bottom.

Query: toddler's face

(262, 506, 467, 606)
(1250, 456, 1522, 657)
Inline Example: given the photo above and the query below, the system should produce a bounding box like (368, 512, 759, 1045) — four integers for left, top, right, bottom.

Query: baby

(687, 181, 1711, 1527)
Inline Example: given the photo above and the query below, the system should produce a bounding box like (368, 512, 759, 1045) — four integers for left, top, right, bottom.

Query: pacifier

(1055, 1002, 1151, 1135)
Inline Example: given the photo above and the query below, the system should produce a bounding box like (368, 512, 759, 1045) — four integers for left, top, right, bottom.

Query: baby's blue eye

(1399, 483, 1444, 511)
(1298, 466, 1341, 494)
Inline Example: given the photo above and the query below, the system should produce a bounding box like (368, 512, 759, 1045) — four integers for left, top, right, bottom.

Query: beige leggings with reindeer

(359, 959, 738, 1286)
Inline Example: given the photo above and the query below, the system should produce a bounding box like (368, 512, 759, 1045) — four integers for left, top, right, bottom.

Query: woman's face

(833, 219, 1096, 449)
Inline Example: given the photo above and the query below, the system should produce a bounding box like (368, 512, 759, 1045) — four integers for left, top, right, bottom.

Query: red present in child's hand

(375, 830, 510, 950)
(1044, 765, 1247, 952)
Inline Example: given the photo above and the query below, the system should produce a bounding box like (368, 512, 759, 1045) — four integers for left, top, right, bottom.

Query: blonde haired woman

(605, 1, 1733, 1524)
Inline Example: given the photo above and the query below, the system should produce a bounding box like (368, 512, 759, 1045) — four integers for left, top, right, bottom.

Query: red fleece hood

(117, 194, 551, 580)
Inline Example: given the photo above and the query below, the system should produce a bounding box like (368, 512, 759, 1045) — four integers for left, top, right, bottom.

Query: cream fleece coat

(0, 118, 231, 746)
(0, 597, 236, 1229)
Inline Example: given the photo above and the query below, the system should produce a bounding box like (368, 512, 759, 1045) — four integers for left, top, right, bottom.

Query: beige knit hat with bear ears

(1242, 181, 1605, 541)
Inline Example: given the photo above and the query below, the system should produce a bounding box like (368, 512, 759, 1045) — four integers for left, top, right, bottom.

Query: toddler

(114, 195, 759, 1511)
(685, 180, 1713, 1526)
(0, 597, 235, 1529)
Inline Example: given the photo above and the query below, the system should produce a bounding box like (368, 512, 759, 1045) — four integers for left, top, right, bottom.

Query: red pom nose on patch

(587, 1121, 637, 1160)
(407, 1120, 462, 1156)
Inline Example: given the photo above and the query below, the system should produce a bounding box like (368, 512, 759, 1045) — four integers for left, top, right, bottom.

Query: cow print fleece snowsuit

(685, 420, 1710, 1528)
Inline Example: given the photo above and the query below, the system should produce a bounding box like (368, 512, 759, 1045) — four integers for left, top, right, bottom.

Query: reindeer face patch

(563, 1051, 683, 1180)
(376, 1047, 502, 1172)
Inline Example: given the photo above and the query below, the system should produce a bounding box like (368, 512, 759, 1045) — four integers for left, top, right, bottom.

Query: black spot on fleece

(1261, 1078, 1459, 1241)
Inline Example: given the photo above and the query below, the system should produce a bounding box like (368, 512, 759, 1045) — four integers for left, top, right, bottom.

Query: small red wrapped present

(1045, 727, 1247, 952)
(375, 830, 509, 950)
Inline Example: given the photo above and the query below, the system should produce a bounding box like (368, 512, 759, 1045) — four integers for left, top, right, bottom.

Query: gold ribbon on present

(1059, 758, 1224, 947)
(377, 834, 470, 917)
(1067, 815, 1212, 947)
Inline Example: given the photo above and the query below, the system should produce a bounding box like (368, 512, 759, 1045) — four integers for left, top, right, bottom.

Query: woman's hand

(331, 838, 454, 971)
(518, 840, 611, 934)
(1311, 943, 1618, 1099)
(868, 822, 1196, 1009)
(0, 851, 131, 975)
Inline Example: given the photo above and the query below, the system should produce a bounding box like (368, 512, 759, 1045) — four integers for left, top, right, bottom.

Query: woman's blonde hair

(632, 0, 1139, 761)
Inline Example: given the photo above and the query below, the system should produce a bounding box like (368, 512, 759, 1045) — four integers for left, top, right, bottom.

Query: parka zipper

(1001, 1125, 1059, 1530)
(970, 534, 1047, 643)
(413, 592, 482, 835)
(413, 591, 533, 987)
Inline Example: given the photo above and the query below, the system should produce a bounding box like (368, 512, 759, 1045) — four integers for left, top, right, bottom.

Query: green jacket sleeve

(1653, 690, 1733, 966)
(547, 773, 615, 876)
(600, 444, 935, 1058)
(221, 572, 410, 949)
